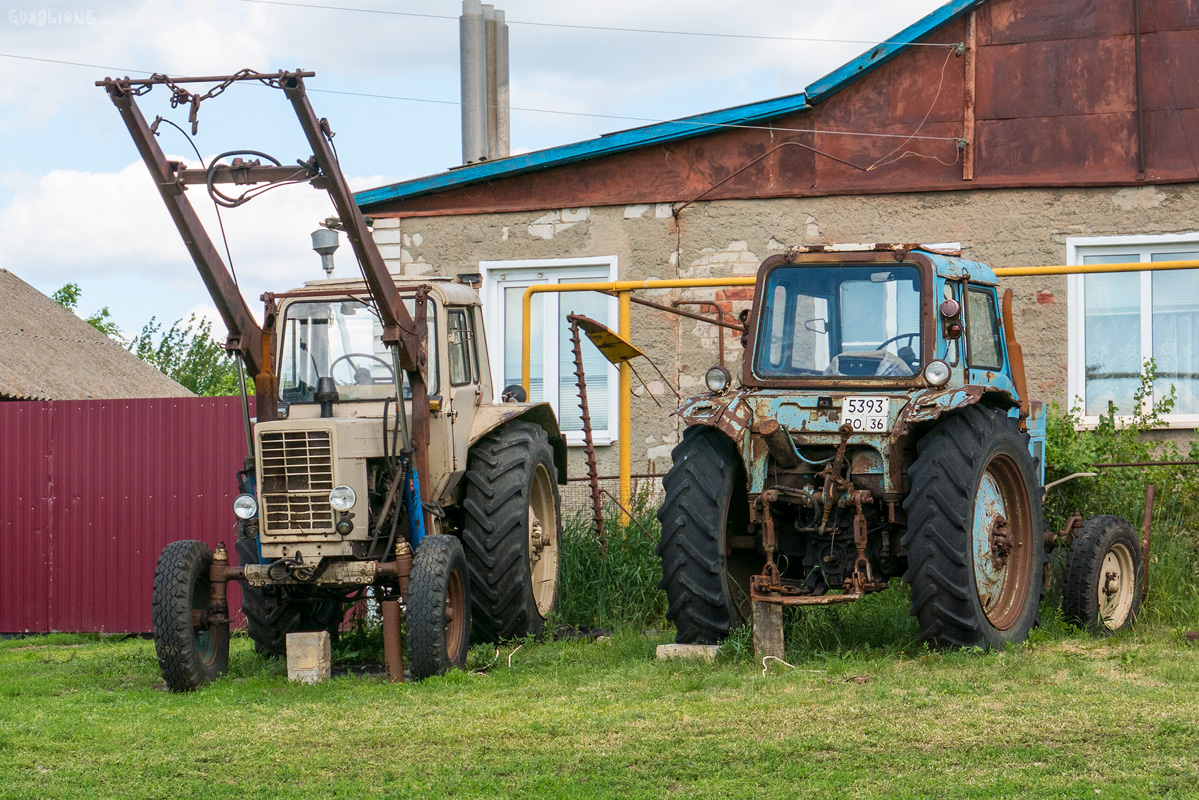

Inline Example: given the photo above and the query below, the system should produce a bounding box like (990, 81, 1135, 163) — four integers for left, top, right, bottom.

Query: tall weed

(554, 485, 668, 631)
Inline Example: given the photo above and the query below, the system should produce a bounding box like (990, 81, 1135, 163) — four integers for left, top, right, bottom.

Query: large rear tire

(234, 536, 343, 657)
(903, 406, 1044, 649)
(461, 421, 561, 642)
(152, 540, 229, 692)
(407, 534, 471, 679)
(1063, 515, 1142, 634)
(656, 426, 755, 644)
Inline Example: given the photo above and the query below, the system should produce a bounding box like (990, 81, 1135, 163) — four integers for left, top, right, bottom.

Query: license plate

(841, 397, 889, 432)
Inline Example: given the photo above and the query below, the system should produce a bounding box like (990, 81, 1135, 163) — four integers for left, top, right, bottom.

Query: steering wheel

(875, 332, 920, 351)
(875, 332, 921, 371)
(329, 353, 395, 386)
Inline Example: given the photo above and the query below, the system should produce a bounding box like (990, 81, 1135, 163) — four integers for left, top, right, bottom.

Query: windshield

(753, 264, 922, 379)
(278, 298, 438, 403)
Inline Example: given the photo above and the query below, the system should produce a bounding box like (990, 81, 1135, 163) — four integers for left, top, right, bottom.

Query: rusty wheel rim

(528, 463, 559, 617)
(190, 573, 217, 666)
(971, 453, 1033, 630)
(1098, 541, 1136, 630)
(445, 567, 465, 664)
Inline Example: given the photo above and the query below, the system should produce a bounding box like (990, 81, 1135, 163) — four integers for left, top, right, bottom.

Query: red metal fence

(1, 397, 251, 633)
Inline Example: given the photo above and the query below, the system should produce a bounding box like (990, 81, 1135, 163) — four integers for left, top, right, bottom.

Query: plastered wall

(373, 184, 1199, 475)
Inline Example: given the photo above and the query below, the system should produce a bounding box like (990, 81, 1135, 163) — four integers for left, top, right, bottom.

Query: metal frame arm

(278, 73, 424, 379)
(98, 78, 264, 375)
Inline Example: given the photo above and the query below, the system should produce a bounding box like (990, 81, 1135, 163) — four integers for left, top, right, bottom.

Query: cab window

(447, 308, 475, 386)
(966, 288, 1004, 370)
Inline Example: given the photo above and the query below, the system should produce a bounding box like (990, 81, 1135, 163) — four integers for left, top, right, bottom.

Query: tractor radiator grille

(259, 430, 335, 534)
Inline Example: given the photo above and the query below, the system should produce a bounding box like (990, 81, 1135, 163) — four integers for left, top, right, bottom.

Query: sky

(0, 0, 948, 341)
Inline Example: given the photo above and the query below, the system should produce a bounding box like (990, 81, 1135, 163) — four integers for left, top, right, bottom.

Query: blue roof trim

(355, 93, 810, 208)
(804, 0, 983, 103)
(356, 0, 987, 209)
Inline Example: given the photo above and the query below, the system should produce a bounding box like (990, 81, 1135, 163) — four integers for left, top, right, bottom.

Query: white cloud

(0, 158, 397, 339)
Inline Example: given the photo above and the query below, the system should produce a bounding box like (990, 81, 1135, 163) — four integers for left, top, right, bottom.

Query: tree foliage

(127, 315, 240, 397)
(51, 282, 123, 339)
(53, 282, 239, 396)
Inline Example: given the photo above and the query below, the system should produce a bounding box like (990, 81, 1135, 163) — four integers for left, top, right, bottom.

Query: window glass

(753, 264, 921, 379)
(503, 288, 542, 401)
(278, 297, 437, 402)
(1083, 254, 1141, 415)
(1152, 251, 1199, 414)
(447, 308, 472, 386)
(966, 288, 1003, 370)
(557, 293, 609, 431)
(495, 266, 613, 437)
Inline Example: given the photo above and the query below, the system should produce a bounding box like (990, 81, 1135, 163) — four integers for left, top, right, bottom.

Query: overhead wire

(0, 51, 962, 144)
(238, 0, 962, 48)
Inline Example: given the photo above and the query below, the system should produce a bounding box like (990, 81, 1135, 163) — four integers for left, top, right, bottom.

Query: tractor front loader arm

(97, 70, 433, 514)
(98, 77, 269, 407)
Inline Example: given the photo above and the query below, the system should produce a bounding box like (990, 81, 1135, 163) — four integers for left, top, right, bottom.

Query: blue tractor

(658, 244, 1141, 648)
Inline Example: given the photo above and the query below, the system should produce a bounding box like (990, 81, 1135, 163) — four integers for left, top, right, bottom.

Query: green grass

(4, 416, 1199, 798)
(3, 600, 1199, 798)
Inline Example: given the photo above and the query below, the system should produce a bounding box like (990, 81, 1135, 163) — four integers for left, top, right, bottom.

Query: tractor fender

(676, 389, 754, 459)
(468, 401, 568, 484)
(893, 384, 1019, 442)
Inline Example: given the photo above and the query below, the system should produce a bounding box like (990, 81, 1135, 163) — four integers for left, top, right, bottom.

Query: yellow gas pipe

(521, 260, 1199, 519)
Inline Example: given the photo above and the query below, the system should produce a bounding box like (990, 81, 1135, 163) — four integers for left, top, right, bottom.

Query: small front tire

(407, 534, 471, 679)
(656, 426, 756, 644)
(1063, 515, 1142, 634)
(152, 540, 229, 692)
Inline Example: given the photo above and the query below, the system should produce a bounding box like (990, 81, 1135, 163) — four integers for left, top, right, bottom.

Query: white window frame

(480, 256, 620, 446)
(1067, 232, 1199, 428)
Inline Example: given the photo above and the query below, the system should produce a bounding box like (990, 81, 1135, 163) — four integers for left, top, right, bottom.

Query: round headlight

(232, 493, 258, 520)
(329, 485, 357, 512)
(923, 359, 951, 387)
(705, 365, 731, 394)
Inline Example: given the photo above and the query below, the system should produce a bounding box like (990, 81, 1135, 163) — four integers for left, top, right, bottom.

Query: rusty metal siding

(369, 0, 1199, 217)
(0, 397, 250, 633)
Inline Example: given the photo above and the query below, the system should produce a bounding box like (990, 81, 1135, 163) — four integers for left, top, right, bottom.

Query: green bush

(553, 485, 668, 631)
(1044, 362, 1199, 629)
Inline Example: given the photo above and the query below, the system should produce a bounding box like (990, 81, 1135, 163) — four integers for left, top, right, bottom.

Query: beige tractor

(99, 69, 566, 689)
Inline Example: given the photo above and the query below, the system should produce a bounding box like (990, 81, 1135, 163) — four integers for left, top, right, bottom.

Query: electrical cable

(864, 46, 959, 171)
(151, 116, 244, 289)
(239, 0, 962, 48)
(3, 51, 962, 143)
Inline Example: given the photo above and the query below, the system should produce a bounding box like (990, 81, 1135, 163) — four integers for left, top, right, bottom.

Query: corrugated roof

(0, 270, 193, 400)
(356, 0, 984, 209)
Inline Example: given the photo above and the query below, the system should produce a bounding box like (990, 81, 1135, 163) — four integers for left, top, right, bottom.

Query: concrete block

(656, 643, 719, 662)
(372, 228, 403, 245)
(372, 217, 400, 229)
(752, 601, 785, 663)
(376, 243, 404, 260)
(624, 204, 651, 219)
(287, 631, 331, 684)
